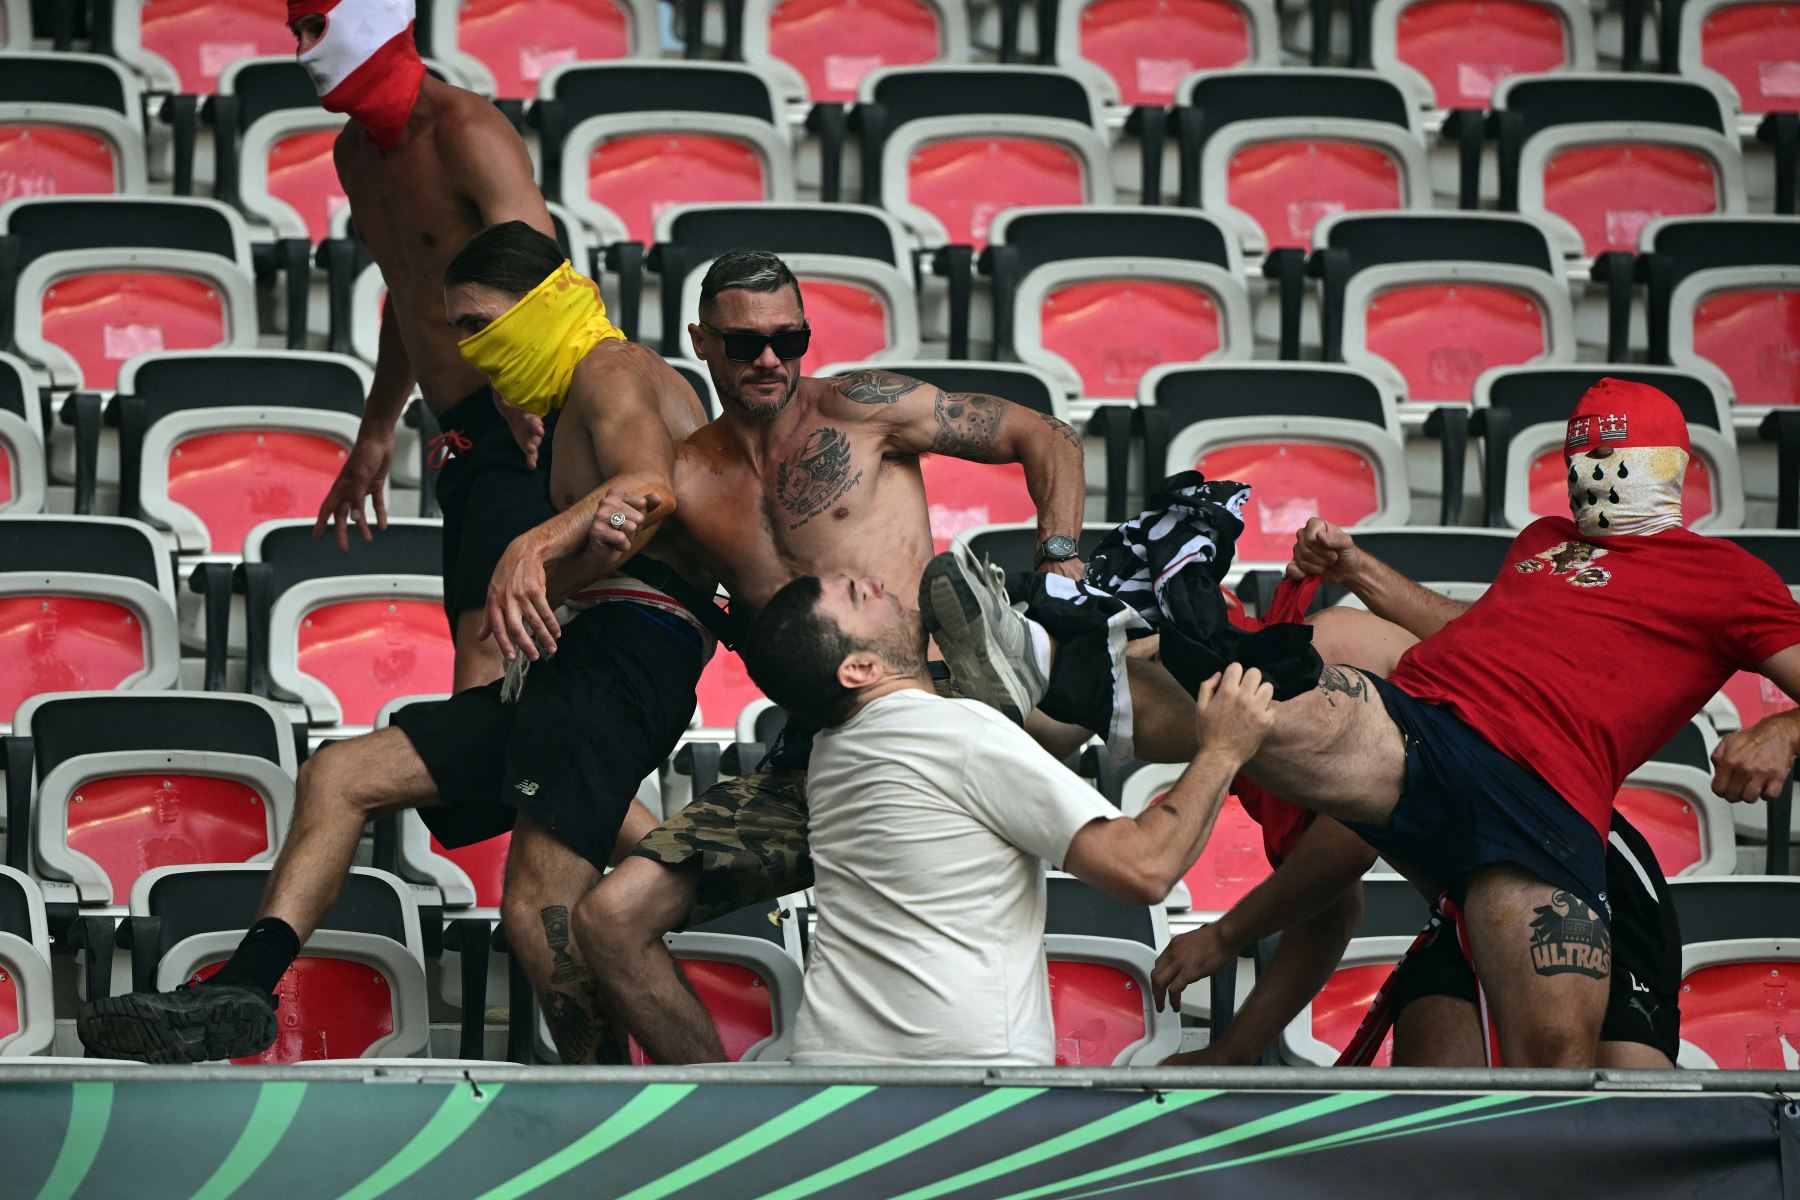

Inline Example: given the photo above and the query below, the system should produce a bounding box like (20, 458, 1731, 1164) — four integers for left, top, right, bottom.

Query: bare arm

(1063, 666, 1278, 905)
(1288, 517, 1468, 639)
(834, 369, 1087, 574)
(1711, 643, 1800, 803)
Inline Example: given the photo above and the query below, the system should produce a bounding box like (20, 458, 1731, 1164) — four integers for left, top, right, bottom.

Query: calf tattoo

(931, 391, 1006, 460)
(541, 906, 581, 983)
(1528, 891, 1611, 979)
(837, 369, 919, 405)
(777, 427, 863, 528)
(1317, 665, 1370, 707)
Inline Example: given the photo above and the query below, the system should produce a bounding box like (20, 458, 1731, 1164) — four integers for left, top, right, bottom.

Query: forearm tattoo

(777, 426, 863, 528)
(541, 905, 580, 984)
(1037, 410, 1080, 447)
(1317, 665, 1371, 707)
(836, 368, 920, 405)
(1528, 891, 1611, 980)
(931, 390, 1006, 461)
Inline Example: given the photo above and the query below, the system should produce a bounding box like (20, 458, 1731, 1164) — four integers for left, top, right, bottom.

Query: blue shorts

(1346, 672, 1611, 928)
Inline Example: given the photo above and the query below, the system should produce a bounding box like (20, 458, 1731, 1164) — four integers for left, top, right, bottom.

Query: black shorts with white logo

(1388, 812, 1683, 1061)
(392, 601, 705, 872)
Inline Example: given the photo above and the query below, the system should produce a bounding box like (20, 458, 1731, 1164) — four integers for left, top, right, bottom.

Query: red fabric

(1564, 377, 1692, 457)
(1222, 575, 1320, 865)
(1389, 517, 1800, 836)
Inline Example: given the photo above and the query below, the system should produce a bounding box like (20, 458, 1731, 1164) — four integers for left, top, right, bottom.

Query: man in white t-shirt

(742, 571, 1278, 1067)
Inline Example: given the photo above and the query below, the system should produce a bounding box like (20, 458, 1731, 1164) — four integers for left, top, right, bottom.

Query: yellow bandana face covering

(456, 260, 626, 416)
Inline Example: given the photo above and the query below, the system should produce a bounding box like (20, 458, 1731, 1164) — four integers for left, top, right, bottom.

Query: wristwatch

(1036, 534, 1080, 564)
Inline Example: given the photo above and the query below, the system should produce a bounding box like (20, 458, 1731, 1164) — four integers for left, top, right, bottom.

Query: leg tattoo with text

(1528, 891, 1611, 979)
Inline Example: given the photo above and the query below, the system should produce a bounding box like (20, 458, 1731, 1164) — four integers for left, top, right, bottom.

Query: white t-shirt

(791, 688, 1121, 1067)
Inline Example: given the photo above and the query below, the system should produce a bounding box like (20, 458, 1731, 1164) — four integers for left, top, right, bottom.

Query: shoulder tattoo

(836, 369, 922, 405)
(776, 426, 864, 529)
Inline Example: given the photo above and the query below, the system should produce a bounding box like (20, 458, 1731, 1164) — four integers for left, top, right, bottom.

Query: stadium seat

(1122, 764, 1273, 919)
(0, 516, 181, 733)
(7, 690, 297, 906)
(426, 0, 661, 101)
(822, 360, 1066, 551)
(217, 62, 348, 245)
(626, 931, 804, 1063)
(538, 62, 794, 247)
(680, 254, 920, 374)
(857, 66, 1115, 250)
(192, 519, 451, 728)
(0, 867, 54, 1056)
(1668, 875, 1800, 1069)
(124, 863, 430, 1062)
(1369, 0, 1594, 110)
(645, 201, 916, 356)
(102, 0, 295, 98)
(1613, 761, 1737, 877)
(1278, 874, 1431, 1066)
(1173, 69, 1430, 254)
(0, 53, 147, 203)
(1672, 0, 1800, 121)
(741, 0, 969, 105)
(0, 0, 27, 50)
(1045, 934, 1182, 1065)
(0, 350, 45, 514)
(1472, 363, 1744, 531)
(101, 350, 369, 555)
(1493, 73, 1746, 259)
(1312, 212, 1574, 410)
(1047, 0, 1280, 107)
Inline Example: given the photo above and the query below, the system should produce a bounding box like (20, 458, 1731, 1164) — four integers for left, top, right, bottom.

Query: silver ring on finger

(608, 511, 628, 529)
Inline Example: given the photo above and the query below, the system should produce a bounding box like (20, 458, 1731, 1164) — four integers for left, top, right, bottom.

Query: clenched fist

(1286, 517, 1362, 586)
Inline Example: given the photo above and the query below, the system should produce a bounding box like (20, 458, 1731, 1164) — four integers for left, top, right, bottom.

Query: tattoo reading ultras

(931, 391, 1006, 460)
(1317, 665, 1370, 707)
(541, 905, 581, 983)
(837, 369, 919, 405)
(1528, 891, 1611, 979)
(777, 426, 863, 528)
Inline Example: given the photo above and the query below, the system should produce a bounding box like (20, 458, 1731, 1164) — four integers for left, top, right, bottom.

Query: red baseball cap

(1564, 377, 1691, 459)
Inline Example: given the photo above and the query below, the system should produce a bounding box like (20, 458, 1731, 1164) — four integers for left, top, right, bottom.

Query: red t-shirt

(1389, 518, 1800, 837)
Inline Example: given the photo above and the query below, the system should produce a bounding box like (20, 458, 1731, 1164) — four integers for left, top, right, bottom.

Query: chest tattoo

(776, 427, 863, 528)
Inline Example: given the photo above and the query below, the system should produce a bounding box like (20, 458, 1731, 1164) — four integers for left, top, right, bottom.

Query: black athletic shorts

(1346, 671, 1612, 927)
(432, 386, 558, 628)
(392, 601, 705, 872)
(1387, 813, 1683, 1060)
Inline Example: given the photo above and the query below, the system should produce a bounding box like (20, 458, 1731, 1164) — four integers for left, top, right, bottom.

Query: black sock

(204, 917, 300, 998)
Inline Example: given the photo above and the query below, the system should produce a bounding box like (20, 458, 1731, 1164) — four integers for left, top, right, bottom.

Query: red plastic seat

(922, 457, 1034, 553)
(1041, 279, 1223, 399)
(0, 124, 119, 202)
(1527, 447, 1714, 523)
(1194, 442, 1383, 562)
(696, 649, 766, 729)
(0, 968, 18, 1043)
(1614, 785, 1705, 878)
(1143, 789, 1271, 914)
(295, 599, 455, 726)
(1228, 141, 1406, 250)
(629, 959, 776, 1063)
(1078, 0, 1254, 105)
(164, 430, 349, 555)
(0, 596, 148, 725)
(1394, 0, 1570, 107)
(266, 128, 348, 244)
(1679, 956, 1799, 1069)
(139, 0, 293, 93)
(767, 0, 943, 103)
(0, 451, 13, 507)
(1048, 958, 1148, 1065)
(586, 134, 769, 245)
(1698, 2, 1800, 115)
(1308, 962, 1396, 1065)
(1721, 669, 1798, 730)
(1688, 286, 1800, 407)
(38, 272, 228, 392)
(194, 956, 395, 1063)
(907, 139, 1088, 249)
(1541, 145, 1722, 255)
(456, 0, 633, 100)
(65, 773, 271, 902)
(432, 833, 510, 908)
(1361, 283, 1548, 404)
(798, 280, 894, 375)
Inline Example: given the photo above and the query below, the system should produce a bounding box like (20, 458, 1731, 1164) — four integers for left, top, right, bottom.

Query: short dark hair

(444, 221, 566, 295)
(744, 576, 857, 728)
(699, 249, 803, 317)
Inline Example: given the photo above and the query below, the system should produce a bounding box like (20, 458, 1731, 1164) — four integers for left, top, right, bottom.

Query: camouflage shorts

(628, 768, 811, 926)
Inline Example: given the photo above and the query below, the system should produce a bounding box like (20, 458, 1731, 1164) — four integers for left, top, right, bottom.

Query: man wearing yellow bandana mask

(78, 223, 724, 1067)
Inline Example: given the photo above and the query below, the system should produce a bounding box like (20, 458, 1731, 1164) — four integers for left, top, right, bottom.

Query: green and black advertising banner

(1, 1068, 1794, 1199)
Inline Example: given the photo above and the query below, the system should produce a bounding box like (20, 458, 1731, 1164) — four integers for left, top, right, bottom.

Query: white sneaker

(919, 542, 1050, 723)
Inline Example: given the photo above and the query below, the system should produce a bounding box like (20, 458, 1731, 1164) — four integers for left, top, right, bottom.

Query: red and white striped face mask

(288, 0, 426, 149)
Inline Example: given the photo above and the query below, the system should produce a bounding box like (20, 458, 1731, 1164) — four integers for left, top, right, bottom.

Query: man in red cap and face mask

(288, 0, 563, 692)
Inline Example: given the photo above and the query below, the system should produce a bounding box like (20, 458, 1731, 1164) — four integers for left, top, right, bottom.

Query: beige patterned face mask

(1567, 445, 1687, 538)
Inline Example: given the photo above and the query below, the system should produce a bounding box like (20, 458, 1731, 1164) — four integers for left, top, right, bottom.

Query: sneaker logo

(514, 779, 540, 796)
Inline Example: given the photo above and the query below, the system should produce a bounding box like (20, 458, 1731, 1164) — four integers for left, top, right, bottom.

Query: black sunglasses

(701, 322, 811, 363)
